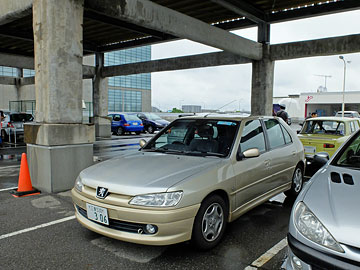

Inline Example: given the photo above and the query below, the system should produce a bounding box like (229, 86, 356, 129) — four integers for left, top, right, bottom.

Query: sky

(151, 9, 360, 112)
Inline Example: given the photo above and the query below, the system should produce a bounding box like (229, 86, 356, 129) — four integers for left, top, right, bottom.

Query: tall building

(105, 46, 151, 112)
(0, 46, 152, 113)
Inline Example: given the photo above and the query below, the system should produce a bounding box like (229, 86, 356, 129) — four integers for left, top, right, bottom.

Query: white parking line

(0, 187, 17, 192)
(0, 216, 75, 240)
(244, 238, 288, 270)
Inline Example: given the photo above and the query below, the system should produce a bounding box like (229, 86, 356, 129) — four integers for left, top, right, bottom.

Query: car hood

(303, 165, 360, 248)
(80, 151, 222, 196)
(151, 119, 169, 125)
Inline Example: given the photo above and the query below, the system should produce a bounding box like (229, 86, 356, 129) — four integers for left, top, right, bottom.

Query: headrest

(196, 125, 214, 138)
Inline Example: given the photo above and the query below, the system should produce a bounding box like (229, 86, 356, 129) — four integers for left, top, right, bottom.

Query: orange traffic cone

(10, 153, 40, 197)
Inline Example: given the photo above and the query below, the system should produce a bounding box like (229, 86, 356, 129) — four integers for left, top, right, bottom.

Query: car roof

(306, 116, 357, 122)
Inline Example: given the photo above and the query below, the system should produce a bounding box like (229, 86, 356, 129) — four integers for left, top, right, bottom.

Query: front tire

(191, 195, 228, 250)
(284, 164, 304, 198)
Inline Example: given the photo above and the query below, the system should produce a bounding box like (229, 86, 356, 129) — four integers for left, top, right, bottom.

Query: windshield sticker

(217, 121, 236, 126)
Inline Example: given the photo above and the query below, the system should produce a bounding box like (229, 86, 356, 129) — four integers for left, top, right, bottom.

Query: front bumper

(283, 233, 360, 270)
(71, 188, 200, 246)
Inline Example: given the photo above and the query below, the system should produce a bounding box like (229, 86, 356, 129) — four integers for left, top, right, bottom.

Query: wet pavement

(0, 130, 304, 270)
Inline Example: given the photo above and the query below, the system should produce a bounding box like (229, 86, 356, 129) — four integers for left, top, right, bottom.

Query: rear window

(301, 120, 345, 135)
(123, 114, 140, 121)
(10, 114, 33, 122)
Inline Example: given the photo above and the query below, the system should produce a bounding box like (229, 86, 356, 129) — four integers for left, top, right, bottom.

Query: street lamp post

(339, 56, 348, 118)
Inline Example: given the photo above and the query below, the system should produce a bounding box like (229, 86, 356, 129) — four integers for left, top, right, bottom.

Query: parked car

(298, 117, 360, 163)
(335, 110, 360, 118)
(0, 112, 34, 142)
(108, 113, 144, 135)
(136, 112, 169, 133)
(283, 129, 360, 270)
(72, 115, 305, 249)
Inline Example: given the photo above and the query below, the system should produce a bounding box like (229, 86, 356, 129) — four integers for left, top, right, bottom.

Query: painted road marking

(244, 238, 288, 269)
(0, 187, 17, 192)
(0, 216, 75, 240)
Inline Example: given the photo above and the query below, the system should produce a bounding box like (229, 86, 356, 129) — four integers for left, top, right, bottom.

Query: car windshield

(10, 113, 33, 122)
(143, 119, 239, 157)
(333, 131, 360, 169)
(123, 114, 140, 121)
(145, 113, 162, 121)
(301, 120, 345, 135)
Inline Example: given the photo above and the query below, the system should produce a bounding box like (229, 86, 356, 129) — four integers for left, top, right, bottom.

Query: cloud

(152, 10, 360, 111)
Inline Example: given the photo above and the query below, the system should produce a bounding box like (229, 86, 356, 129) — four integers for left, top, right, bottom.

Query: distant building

(274, 91, 360, 119)
(105, 46, 151, 112)
(182, 105, 201, 113)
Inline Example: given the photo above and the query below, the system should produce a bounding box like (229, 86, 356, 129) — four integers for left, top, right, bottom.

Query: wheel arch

(201, 189, 230, 218)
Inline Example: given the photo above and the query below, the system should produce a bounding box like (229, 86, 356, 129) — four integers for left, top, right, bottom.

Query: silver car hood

(303, 165, 360, 248)
(80, 151, 222, 196)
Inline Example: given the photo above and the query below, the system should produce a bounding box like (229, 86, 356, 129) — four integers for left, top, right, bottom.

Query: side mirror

(139, 139, 147, 148)
(237, 148, 260, 161)
(313, 152, 329, 166)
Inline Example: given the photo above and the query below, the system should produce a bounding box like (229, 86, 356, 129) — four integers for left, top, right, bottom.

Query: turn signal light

(324, 143, 335, 148)
(124, 123, 130, 126)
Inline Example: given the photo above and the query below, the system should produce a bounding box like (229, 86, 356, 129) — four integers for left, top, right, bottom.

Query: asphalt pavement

(0, 130, 302, 270)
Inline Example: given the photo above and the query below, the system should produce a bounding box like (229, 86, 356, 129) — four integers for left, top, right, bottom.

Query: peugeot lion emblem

(96, 187, 109, 199)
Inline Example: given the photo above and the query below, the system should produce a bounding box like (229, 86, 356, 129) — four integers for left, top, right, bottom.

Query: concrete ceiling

(0, 0, 359, 57)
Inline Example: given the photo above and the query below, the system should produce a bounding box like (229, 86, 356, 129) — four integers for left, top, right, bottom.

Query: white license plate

(304, 146, 316, 154)
(86, 203, 109, 225)
(132, 123, 138, 125)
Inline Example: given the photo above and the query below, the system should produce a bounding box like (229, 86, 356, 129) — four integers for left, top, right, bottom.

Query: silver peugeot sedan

(72, 115, 305, 249)
(283, 129, 360, 269)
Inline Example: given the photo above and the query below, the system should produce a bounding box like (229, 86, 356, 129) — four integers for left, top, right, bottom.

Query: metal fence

(8, 100, 93, 123)
(9, 100, 36, 114)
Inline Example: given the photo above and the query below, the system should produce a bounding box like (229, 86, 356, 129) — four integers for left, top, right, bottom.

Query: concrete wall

(0, 84, 17, 109)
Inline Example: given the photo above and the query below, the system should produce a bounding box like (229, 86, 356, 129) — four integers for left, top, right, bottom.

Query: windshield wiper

(185, 151, 225, 157)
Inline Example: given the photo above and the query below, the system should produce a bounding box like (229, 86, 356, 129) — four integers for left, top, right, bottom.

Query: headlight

(294, 202, 344, 253)
(74, 176, 83, 192)
(129, 191, 183, 207)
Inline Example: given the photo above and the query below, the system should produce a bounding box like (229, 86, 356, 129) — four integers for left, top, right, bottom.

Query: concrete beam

(209, 0, 266, 23)
(0, 52, 34, 69)
(0, 0, 33, 26)
(0, 76, 16, 85)
(271, 34, 360, 61)
(102, 51, 251, 77)
(86, 0, 262, 60)
(20, 76, 34, 85)
(83, 65, 96, 79)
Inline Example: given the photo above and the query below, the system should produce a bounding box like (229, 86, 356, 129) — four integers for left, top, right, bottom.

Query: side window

(240, 120, 266, 153)
(354, 121, 360, 131)
(280, 124, 292, 144)
(350, 121, 355, 133)
(264, 119, 286, 149)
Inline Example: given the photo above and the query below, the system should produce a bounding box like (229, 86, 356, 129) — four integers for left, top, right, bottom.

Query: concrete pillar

(251, 45, 274, 116)
(25, 0, 95, 193)
(92, 53, 111, 137)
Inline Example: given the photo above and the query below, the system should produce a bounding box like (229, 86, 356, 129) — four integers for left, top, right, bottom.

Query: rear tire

(135, 131, 141, 135)
(116, 127, 124, 136)
(191, 195, 228, 250)
(284, 164, 304, 198)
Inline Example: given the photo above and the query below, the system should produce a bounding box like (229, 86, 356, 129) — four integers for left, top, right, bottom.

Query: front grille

(76, 205, 157, 234)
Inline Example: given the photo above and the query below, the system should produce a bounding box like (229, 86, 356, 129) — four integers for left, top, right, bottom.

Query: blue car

(136, 112, 170, 134)
(108, 113, 144, 135)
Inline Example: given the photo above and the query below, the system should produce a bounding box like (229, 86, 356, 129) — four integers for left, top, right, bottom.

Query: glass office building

(105, 46, 151, 112)
(0, 66, 35, 77)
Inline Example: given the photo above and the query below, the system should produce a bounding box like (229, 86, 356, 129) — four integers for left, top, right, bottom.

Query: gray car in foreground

(283, 129, 360, 270)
